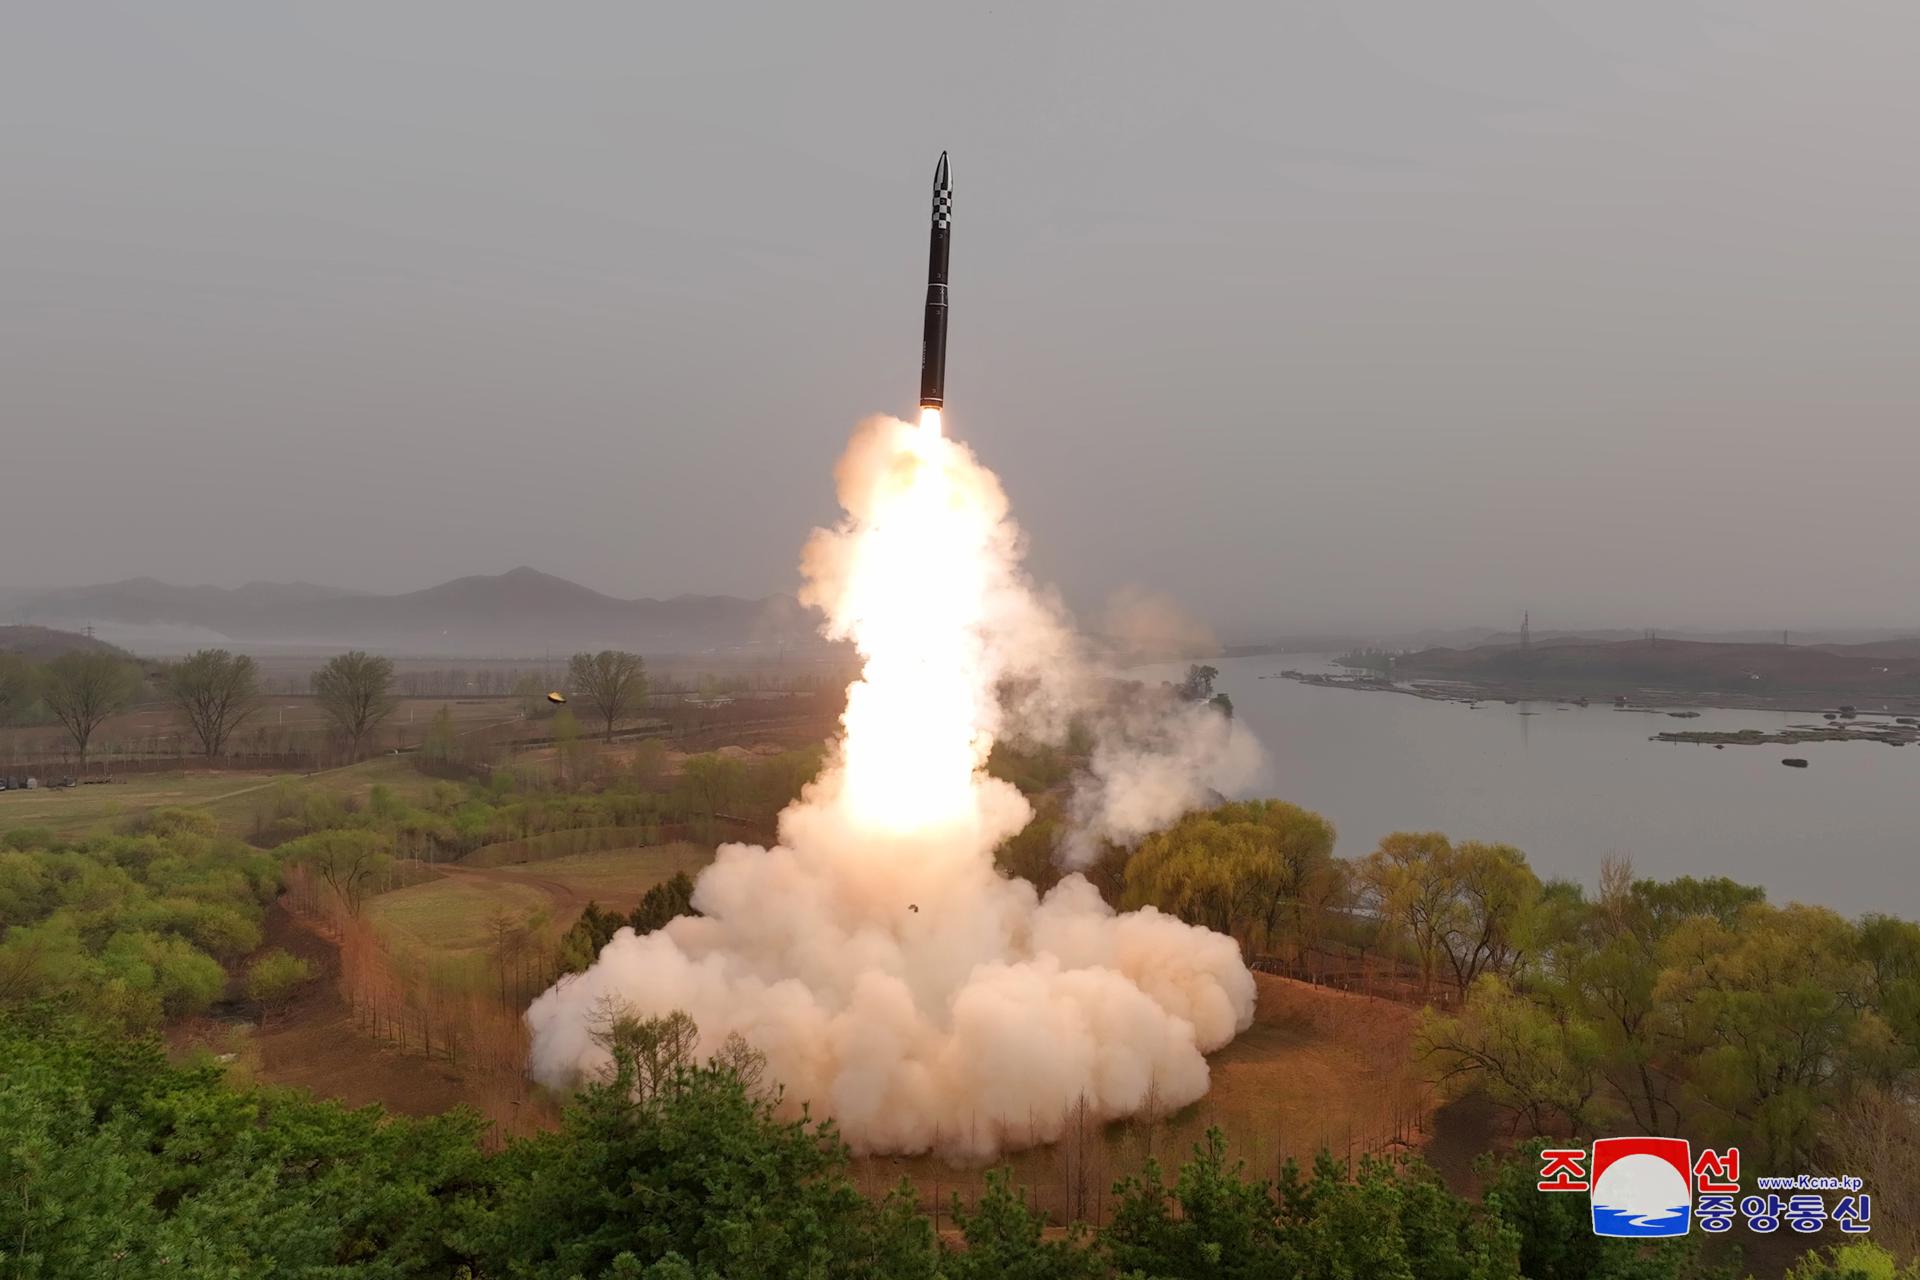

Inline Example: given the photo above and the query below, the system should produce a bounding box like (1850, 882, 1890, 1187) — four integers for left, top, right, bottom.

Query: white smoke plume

(526, 413, 1256, 1157)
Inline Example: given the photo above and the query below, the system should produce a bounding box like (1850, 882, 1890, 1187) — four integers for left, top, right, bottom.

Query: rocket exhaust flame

(524, 156, 1257, 1157)
(526, 416, 1257, 1157)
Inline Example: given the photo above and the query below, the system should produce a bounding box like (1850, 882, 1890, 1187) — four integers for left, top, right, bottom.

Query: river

(1148, 654, 1916, 918)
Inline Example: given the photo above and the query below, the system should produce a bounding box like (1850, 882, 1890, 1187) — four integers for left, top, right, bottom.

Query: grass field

(0, 771, 287, 838)
(198, 755, 445, 831)
(511, 844, 710, 901)
(369, 843, 713, 958)
(0, 755, 440, 840)
(371, 877, 557, 954)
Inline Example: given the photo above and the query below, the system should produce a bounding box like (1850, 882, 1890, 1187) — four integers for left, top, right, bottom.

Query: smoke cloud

(526, 414, 1256, 1156)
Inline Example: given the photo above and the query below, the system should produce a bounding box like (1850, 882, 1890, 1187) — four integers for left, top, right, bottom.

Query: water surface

(1151, 654, 1917, 918)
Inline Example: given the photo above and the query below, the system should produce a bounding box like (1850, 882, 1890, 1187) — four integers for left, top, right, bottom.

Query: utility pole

(1520, 611, 1531, 651)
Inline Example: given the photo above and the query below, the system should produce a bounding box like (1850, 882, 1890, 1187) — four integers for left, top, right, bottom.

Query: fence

(0, 751, 315, 782)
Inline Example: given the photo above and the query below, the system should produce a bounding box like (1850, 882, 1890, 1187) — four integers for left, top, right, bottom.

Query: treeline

(1336, 647, 1397, 675)
(1033, 793, 1920, 1205)
(556, 873, 696, 973)
(1421, 867, 1920, 1173)
(261, 747, 821, 865)
(0, 809, 279, 1030)
(0, 645, 663, 765)
(16, 1005, 1904, 1280)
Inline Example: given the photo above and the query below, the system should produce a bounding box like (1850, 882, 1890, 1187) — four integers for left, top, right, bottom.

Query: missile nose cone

(930, 151, 952, 228)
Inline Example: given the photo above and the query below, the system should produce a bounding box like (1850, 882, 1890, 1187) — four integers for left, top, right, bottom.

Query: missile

(919, 151, 951, 411)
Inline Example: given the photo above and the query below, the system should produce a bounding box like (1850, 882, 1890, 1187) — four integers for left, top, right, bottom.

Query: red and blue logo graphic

(1589, 1137, 1693, 1238)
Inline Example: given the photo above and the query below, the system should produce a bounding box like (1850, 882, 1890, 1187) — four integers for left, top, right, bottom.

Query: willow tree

(1122, 799, 1342, 958)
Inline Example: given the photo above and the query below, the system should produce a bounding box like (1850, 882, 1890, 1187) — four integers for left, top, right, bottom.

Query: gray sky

(4, 2, 1916, 636)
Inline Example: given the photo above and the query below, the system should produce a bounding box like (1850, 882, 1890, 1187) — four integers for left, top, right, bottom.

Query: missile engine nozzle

(919, 151, 951, 411)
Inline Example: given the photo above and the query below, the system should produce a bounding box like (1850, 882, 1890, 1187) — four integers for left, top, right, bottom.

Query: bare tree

(290, 830, 392, 916)
(166, 648, 260, 758)
(711, 1031, 771, 1099)
(311, 651, 399, 756)
(588, 999, 699, 1098)
(40, 651, 140, 765)
(567, 649, 648, 741)
(1828, 1086, 1920, 1260)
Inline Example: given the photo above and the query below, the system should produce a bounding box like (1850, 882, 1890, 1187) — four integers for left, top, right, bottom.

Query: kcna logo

(1539, 1138, 1737, 1239)
(1539, 1140, 1871, 1238)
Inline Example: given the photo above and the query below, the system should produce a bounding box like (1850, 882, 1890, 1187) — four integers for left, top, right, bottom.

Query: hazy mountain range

(0, 568, 815, 658)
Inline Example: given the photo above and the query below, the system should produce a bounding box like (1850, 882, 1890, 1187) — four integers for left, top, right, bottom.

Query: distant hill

(0, 625, 136, 662)
(1816, 638, 1920, 661)
(1399, 637, 1920, 697)
(0, 568, 815, 658)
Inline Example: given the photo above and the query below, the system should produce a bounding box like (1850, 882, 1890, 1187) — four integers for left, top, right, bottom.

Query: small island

(1283, 635, 1920, 747)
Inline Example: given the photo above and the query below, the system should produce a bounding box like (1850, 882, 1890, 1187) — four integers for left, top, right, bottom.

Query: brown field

(849, 973, 1425, 1227)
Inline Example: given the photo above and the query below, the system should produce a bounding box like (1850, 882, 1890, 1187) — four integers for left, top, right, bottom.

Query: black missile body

(919, 151, 951, 410)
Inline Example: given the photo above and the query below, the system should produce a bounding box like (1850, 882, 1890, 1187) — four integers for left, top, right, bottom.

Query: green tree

(680, 753, 747, 820)
(1105, 1130, 1281, 1278)
(310, 650, 398, 756)
(165, 647, 260, 758)
(1358, 831, 1457, 995)
(1418, 977, 1609, 1136)
(1359, 833, 1541, 998)
(1123, 800, 1342, 959)
(39, 650, 140, 764)
(1657, 901, 1889, 1166)
(246, 947, 317, 1016)
(98, 929, 226, 1019)
(630, 871, 696, 934)
(283, 828, 392, 915)
(568, 649, 649, 741)
(947, 1169, 1100, 1280)
(1785, 1242, 1918, 1280)
(0, 1007, 486, 1278)
(461, 1027, 885, 1280)
(1439, 842, 1542, 993)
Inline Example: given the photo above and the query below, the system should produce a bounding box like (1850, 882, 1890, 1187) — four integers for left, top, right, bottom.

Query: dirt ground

(172, 901, 472, 1118)
(849, 972, 1431, 1226)
(206, 919, 1442, 1200)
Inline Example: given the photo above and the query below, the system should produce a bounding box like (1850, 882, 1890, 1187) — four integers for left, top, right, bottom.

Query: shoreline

(1273, 669, 1920, 747)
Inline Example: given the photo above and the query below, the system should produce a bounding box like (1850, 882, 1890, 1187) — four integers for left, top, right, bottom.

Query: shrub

(246, 948, 317, 1012)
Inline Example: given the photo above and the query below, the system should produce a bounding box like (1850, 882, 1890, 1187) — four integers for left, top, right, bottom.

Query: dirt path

(251, 902, 472, 1115)
(195, 756, 374, 808)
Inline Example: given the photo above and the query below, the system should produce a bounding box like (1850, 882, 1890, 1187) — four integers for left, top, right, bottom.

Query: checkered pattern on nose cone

(932, 187, 952, 227)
